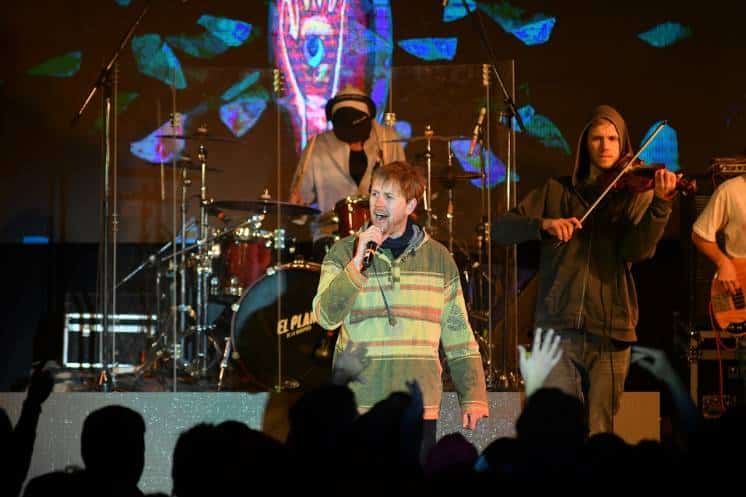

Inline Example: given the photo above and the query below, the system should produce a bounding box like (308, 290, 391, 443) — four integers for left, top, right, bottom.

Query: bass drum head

(230, 262, 333, 390)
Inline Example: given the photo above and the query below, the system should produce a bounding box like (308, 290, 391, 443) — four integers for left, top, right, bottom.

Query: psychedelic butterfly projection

(270, 0, 394, 150)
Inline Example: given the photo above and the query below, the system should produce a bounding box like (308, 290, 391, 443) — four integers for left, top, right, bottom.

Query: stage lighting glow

(442, 0, 476, 22)
(397, 37, 458, 61)
(131, 35, 186, 89)
(27, 51, 82, 78)
(197, 15, 252, 47)
(130, 113, 187, 164)
(451, 139, 510, 188)
(512, 105, 571, 155)
(167, 32, 233, 58)
(222, 71, 262, 101)
(638, 22, 692, 48)
(219, 87, 270, 138)
(479, 2, 556, 46)
(638, 121, 680, 171)
(94, 92, 139, 130)
(393, 120, 412, 145)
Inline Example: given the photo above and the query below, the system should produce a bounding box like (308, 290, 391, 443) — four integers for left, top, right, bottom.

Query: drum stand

(126, 135, 220, 388)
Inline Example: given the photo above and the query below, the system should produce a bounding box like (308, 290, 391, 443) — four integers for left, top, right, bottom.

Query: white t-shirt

(692, 175, 746, 258)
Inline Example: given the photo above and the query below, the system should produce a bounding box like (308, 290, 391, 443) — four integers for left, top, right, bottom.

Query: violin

(597, 157, 697, 196)
(554, 121, 689, 247)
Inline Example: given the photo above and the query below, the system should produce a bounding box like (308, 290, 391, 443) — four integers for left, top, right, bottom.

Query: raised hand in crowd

(631, 345, 698, 434)
(518, 328, 563, 397)
(25, 364, 54, 408)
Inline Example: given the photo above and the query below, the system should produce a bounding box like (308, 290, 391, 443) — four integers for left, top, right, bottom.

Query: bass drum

(230, 261, 334, 390)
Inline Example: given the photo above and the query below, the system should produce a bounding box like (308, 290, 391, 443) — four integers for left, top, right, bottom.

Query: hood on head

(573, 105, 633, 186)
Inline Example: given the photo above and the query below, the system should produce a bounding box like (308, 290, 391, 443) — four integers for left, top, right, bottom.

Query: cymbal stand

(459, 0, 525, 391)
(177, 151, 192, 375)
(271, 67, 296, 391)
(191, 140, 213, 377)
(422, 124, 435, 234)
(446, 140, 455, 254)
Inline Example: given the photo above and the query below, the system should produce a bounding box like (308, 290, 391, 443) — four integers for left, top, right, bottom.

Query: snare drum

(334, 195, 370, 236)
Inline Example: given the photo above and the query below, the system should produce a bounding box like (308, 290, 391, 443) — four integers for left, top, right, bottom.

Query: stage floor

(0, 390, 659, 494)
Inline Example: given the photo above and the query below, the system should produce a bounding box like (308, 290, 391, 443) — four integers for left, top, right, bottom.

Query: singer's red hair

(371, 161, 425, 202)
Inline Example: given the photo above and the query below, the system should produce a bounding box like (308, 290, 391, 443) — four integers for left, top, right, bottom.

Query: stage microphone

(468, 106, 487, 157)
(362, 241, 377, 269)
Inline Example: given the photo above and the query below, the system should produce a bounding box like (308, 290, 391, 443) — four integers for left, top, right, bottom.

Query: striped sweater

(313, 225, 488, 419)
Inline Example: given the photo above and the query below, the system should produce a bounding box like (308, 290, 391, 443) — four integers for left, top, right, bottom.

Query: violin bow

(553, 120, 668, 248)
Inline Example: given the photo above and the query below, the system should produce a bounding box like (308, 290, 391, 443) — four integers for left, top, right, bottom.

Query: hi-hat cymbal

(383, 135, 470, 144)
(157, 132, 245, 144)
(432, 170, 483, 187)
(212, 199, 321, 217)
(146, 156, 223, 172)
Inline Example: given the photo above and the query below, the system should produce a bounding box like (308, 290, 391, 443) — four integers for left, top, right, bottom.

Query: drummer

(289, 86, 405, 260)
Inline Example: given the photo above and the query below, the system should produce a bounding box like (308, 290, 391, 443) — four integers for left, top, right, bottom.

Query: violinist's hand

(542, 217, 582, 242)
(654, 168, 678, 200)
(352, 224, 387, 272)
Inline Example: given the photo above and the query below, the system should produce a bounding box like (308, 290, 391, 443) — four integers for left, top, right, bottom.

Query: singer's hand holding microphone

(353, 225, 387, 273)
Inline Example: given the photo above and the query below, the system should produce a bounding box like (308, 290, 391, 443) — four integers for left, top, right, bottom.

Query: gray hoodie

(492, 105, 672, 341)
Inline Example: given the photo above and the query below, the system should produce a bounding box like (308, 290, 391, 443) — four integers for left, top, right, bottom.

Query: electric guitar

(710, 258, 746, 334)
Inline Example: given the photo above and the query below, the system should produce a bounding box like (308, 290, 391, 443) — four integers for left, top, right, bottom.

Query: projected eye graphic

(271, 0, 394, 150)
(27, 51, 82, 78)
(398, 38, 458, 61)
(638, 121, 681, 172)
(638, 22, 692, 48)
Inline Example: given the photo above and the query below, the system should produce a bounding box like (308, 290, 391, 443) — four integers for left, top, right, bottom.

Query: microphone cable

(371, 257, 397, 326)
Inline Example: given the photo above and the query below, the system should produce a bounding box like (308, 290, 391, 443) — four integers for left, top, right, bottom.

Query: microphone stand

(71, 1, 154, 391)
(460, 0, 524, 390)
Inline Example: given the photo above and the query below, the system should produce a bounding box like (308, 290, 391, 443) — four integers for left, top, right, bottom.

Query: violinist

(492, 105, 678, 435)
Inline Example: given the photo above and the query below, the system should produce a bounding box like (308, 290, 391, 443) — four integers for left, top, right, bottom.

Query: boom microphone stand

(71, 1, 154, 391)
(460, 0, 526, 390)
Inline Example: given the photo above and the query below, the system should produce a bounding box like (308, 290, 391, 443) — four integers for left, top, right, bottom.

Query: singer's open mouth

(374, 212, 389, 221)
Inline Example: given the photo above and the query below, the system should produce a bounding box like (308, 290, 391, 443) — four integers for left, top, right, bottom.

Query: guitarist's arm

(691, 232, 741, 295)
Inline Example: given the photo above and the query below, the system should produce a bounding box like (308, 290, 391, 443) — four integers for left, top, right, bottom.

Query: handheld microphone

(468, 106, 487, 157)
(362, 241, 377, 269)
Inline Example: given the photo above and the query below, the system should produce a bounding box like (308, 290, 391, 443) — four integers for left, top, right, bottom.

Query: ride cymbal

(212, 199, 321, 217)
(157, 133, 245, 144)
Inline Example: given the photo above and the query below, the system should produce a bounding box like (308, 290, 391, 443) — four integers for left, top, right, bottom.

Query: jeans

(541, 329, 631, 436)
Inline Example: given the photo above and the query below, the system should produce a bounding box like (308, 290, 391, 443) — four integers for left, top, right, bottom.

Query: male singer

(312, 161, 489, 458)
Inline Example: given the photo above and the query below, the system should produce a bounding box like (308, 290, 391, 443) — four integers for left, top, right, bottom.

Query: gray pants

(541, 329, 631, 436)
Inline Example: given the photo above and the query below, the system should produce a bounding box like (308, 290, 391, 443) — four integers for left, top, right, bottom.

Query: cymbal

(157, 133, 245, 144)
(212, 199, 321, 217)
(433, 170, 483, 187)
(147, 156, 223, 172)
(383, 135, 470, 144)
